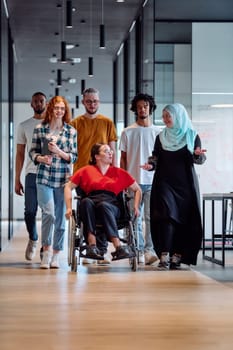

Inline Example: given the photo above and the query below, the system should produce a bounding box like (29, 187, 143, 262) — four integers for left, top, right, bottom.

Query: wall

(192, 23, 233, 235)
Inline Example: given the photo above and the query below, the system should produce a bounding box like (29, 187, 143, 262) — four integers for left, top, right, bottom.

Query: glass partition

(0, 1, 10, 250)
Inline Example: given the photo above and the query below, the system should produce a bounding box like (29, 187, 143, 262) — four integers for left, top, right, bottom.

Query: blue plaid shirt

(30, 122, 77, 188)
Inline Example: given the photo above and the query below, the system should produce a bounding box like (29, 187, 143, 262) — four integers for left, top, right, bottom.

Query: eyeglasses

(100, 149, 113, 155)
(84, 99, 99, 105)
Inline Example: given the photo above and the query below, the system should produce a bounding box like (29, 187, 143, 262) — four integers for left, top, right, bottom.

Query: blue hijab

(159, 103, 197, 153)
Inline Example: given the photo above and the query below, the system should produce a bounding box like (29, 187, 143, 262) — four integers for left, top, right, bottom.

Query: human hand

(48, 141, 60, 155)
(194, 147, 207, 156)
(134, 207, 140, 218)
(65, 208, 72, 220)
(15, 181, 24, 196)
(140, 163, 153, 171)
(42, 155, 52, 165)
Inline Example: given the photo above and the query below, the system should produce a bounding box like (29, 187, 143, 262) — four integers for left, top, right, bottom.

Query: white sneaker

(50, 253, 60, 269)
(138, 252, 145, 264)
(145, 252, 159, 265)
(40, 251, 52, 269)
(25, 239, 38, 261)
(82, 258, 96, 265)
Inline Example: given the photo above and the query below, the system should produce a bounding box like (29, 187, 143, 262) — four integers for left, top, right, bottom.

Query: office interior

(1, 0, 233, 250)
(1, 1, 233, 349)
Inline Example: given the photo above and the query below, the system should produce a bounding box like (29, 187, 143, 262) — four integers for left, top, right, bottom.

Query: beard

(138, 115, 148, 120)
(86, 107, 98, 115)
(35, 108, 46, 115)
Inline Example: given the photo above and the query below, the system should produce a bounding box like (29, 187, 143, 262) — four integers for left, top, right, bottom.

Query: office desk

(202, 193, 233, 266)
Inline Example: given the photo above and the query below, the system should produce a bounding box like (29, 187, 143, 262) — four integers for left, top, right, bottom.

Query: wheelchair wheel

(127, 220, 138, 272)
(130, 256, 138, 272)
(68, 210, 77, 272)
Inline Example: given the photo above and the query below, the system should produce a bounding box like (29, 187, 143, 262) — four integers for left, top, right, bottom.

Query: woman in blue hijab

(141, 103, 206, 269)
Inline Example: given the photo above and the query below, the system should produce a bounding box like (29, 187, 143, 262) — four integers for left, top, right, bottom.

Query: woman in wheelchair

(64, 143, 141, 261)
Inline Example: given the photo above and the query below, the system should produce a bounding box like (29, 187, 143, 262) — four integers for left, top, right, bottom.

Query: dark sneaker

(85, 245, 104, 260)
(157, 253, 169, 270)
(170, 254, 181, 270)
(111, 245, 135, 261)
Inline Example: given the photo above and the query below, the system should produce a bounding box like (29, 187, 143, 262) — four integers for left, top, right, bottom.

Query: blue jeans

(37, 184, 66, 251)
(24, 173, 38, 241)
(136, 184, 155, 253)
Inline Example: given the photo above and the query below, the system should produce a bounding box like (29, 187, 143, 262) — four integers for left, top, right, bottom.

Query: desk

(202, 193, 233, 266)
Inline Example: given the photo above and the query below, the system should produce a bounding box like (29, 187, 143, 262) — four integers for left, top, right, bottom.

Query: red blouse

(71, 165, 135, 195)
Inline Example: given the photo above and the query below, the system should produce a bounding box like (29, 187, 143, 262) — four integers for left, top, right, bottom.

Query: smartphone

(41, 138, 52, 155)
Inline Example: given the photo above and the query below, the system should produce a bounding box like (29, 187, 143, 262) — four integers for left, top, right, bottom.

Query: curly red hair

(43, 96, 71, 124)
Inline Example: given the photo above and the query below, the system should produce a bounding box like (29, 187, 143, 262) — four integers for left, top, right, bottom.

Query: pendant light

(81, 79, 86, 94)
(57, 69, 62, 87)
(76, 96, 79, 109)
(88, 0, 93, 77)
(99, 0, 105, 48)
(66, 0, 72, 28)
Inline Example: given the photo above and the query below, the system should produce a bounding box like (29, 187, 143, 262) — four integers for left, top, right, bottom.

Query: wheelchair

(68, 190, 139, 272)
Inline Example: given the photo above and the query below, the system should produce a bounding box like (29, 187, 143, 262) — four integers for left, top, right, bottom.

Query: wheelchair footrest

(80, 245, 104, 260)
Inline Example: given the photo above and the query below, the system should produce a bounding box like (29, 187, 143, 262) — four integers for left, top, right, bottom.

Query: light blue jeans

(136, 184, 155, 254)
(37, 184, 66, 251)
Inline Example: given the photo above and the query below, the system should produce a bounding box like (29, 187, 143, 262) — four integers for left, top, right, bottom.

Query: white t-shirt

(119, 122, 161, 185)
(16, 117, 43, 175)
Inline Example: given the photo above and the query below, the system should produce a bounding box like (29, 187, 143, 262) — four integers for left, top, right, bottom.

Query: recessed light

(66, 44, 75, 50)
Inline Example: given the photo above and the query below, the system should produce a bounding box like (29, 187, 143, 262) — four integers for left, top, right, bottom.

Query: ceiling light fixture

(59, 0, 67, 63)
(66, 43, 75, 50)
(49, 56, 81, 64)
(57, 69, 62, 87)
(99, 0, 105, 49)
(81, 79, 86, 94)
(55, 87, 60, 96)
(76, 96, 79, 109)
(61, 40, 67, 63)
(66, 0, 73, 28)
(210, 104, 233, 108)
(88, 57, 93, 77)
(88, 0, 94, 77)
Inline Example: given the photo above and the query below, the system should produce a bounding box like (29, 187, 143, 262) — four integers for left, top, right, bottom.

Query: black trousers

(79, 191, 121, 252)
(155, 219, 187, 256)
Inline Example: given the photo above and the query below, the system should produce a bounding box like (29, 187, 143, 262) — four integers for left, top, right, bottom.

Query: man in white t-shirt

(15, 92, 47, 261)
(119, 93, 161, 265)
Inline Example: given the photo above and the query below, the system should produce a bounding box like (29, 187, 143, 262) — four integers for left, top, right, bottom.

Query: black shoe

(84, 245, 104, 260)
(40, 247, 43, 261)
(169, 254, 181, 270)
(111, 245, 135, 261)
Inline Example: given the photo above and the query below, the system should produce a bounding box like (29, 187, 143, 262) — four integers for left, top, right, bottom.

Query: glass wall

(113, 0, 233, 197)
(0, 0, 9, 249)
(0, 0, 14, 250)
